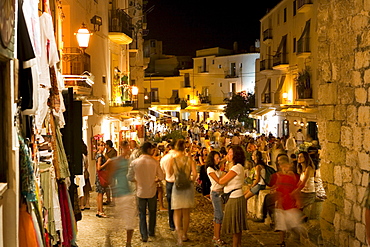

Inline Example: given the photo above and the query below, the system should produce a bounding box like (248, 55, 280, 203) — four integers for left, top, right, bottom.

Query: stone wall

(317, 0, 370, 246)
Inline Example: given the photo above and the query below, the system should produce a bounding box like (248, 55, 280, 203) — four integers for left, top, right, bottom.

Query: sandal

(213, 237, 227, 246)
(96, 212, 109, 218)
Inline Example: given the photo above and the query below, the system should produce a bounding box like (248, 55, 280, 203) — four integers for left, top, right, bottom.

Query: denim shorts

(210, 191, 223, 224)
(250, 184, 266, 195)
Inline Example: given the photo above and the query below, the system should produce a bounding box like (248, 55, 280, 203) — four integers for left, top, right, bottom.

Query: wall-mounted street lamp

(75, 23, 92, 53)
(293, 119, 298, 126)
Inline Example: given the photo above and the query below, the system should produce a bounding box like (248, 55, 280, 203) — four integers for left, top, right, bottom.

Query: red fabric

(275, 173, 300, 210)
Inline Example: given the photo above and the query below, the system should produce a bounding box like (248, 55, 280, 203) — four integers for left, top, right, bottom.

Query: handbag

(97, 169, 110, 187)
(221, 188, 241, 204)
(314, 177, 327, 201)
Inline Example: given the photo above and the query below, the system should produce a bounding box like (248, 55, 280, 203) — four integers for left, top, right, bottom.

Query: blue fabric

(211, 191, 223, 224)
(166, 182, 175, 229)
(138, 195, 157, 240)
(112, 158, 130, 197)
(250, 184, 266, 195)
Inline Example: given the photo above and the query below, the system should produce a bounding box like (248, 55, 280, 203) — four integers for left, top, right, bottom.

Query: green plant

(295, 68, 311, 89)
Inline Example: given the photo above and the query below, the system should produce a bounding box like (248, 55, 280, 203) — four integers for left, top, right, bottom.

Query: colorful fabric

(19, 132, 37, 202)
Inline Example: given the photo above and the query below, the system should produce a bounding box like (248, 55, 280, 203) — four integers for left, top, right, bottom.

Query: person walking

(218, 145, 248, 247)
(104, 141, 137, 247)
(160, 141, 177, 231)
(296, 129, 305, 145)
(168, 139, 197, 246)
(206, 151, 227, 246)
(199, 147, 211, 200)
(127, 142, 164, 242)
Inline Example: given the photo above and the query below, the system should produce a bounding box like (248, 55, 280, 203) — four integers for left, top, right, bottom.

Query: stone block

(358, 152, 370, 171)
(355, 222, 366, 243)
(355, 87, 367, 104)
(319, 105, 335, 120)
(347, 150, 359, 167)
(320, 218, 336, 245)
(326, 142, 346, 164)
(319, 83, 338, 105)
(352, 71, 362, 87)
(358, 106, 370, 126)
(321, 162, 334, 183)
(342, 166, 353, 183)
(344, 199, 353, 217)
(353, 168, 363, 186)
(341, 216, 355, 232)
(361, 172, 369, 187)
(364, 69, 370, 85)
(355, 50, 370, 70)
(339, 87, 355, 105)
(335, 104, 347, 120)
(347, 105, 358, 126)
(353, 127, 365, 151)
(321, 201, 336, 223)
(349, 236, 361, 247)
(327, 121, 342, 142)
(334, 166, 343, 186)
(363, 130, 370, 152)
(353, 203, 362, 222)
(339, 231, 349, 247)
(345, 183, 357, 202)
(357, 186, 366, 204)
(341, 126, 353, 148)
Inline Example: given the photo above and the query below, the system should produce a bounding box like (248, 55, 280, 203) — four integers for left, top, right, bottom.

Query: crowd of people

(83, 120, 324, 247)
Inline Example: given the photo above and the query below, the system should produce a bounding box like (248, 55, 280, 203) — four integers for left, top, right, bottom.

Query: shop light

(300, 121, 305, 127)
(282, 92, 288, 99)
(131, 86, 139, 96)
(75, 23, 92, 52)
(293, 120, 298, 125)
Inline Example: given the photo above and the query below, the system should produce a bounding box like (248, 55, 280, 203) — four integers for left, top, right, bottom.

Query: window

(230, 82, 236, 94)
(284, 8, 287, 22)
(293, 1, 297, 16)
(151, 88, 159, 102)
(150, 40, 156, 47)
(218, 64, 222, 69)
(230, 62, 236, 77)
(184, 73, 190, 87)
(293, 37, 296, 52)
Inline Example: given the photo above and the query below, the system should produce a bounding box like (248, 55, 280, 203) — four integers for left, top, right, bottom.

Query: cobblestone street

(76, 192, 305, 247)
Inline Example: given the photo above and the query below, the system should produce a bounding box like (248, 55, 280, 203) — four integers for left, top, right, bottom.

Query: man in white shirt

(127, 142, 164, 242)
(159, 141, 176, 231)
(296, 129, 305, 145)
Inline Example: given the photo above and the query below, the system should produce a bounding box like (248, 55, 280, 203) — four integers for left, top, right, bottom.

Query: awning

(183, 105, 209, 112)
(249, 107, 275, 119)
(183, 104, 226, 112)
(150, 105, 181, 112)
(280, 107, 318, 114)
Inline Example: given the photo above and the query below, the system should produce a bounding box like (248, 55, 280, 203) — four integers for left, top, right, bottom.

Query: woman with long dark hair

(199, 147, 211, 200)
(95, 141, 108, 218)
(292, 151, 316, 217)
(244, 150, 267, 200)
(218, 145, 248, 247)
(206, 151, 226, 246)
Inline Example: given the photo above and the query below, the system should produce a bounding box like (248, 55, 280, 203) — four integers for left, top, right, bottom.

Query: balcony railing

(273, 52, 289, 68)
(62, 47, 90, 75)
(199, 95, 211, 104)
(260, 59, 272, 71)
(109, 9, 132, 38)
(263, 28, 273, 41)
(169, 97, 180, 104)
(297, 37, 310, 55)
(262, 93, 271, 104)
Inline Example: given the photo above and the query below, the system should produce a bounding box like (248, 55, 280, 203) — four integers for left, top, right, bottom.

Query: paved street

(76, 192, 305, 247)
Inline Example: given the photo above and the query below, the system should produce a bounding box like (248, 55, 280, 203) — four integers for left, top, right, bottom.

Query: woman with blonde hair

(169, 139, 197, 246)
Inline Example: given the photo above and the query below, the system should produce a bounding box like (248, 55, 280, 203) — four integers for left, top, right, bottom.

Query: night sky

(145, 0, 282, 56)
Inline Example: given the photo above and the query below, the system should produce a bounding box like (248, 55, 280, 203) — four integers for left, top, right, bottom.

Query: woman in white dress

(169, 139, 197, 246)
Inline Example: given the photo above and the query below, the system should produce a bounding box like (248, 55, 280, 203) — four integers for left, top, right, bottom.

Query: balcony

(199, 95, 211, 104)
(260, 59, 273, 73)
(169, 97, 180, 104)
(109, 101, 133, 113)
(108, 9, 133, 44)
(273, 52, 289, 70)
(197, 66, 209, 73)
(297, 0, 313, 13)
(263, 28, 273, 44)
(297, 37, 311, 57)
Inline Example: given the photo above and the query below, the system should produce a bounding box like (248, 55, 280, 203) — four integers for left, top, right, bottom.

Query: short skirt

(171, 183, 195, 210)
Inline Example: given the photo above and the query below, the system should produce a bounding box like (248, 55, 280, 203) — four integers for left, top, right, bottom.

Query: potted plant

(295, 68, 312, 99)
